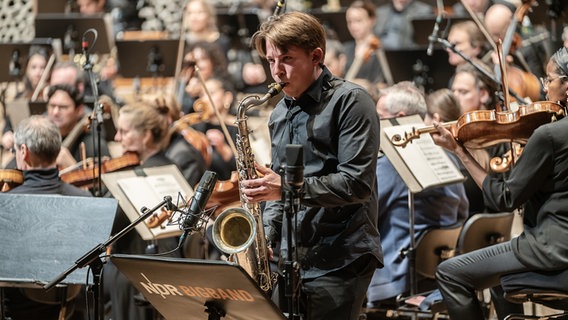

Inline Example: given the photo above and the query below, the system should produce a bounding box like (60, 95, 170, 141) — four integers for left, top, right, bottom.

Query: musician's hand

(1, 131, 14, 150)
(240, 163, 282, 202)
(206, 129, 232, 162)
(430, 121, 461, 153)
(56, 147, 77, 169)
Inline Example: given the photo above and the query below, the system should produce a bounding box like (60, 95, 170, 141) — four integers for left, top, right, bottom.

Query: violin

(60, 152, 140, 187)
(0, 169, 24, 192)
(171, 98, 214, 167)
(205, 171, 240, 218)
(391, 101, 566, 149)
(345, 36, 381, 81)
(146, 206, 175, 229)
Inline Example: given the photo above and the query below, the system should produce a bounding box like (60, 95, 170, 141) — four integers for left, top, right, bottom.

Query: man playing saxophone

(241, 11, 383, 320)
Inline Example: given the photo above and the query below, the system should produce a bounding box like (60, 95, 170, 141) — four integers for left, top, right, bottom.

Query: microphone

(285, 144, 304, 212)
(178, 171, 218, 245)
(427, 14, 442, 56)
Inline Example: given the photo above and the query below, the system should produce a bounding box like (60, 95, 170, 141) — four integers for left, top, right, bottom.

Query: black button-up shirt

(264, 67, 383, 279)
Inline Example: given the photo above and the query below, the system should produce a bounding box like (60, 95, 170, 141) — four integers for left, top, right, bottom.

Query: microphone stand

(436, 37, 528, 105)
(281, 173, 302, 320)
(82, 29, 105, 196)
(43, 196, 173, 320)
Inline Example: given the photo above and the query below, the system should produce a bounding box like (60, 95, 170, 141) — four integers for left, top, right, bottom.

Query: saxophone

(212, 83, 285, 294)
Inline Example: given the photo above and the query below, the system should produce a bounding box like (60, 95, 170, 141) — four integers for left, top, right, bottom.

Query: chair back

(415, 225, 463, 279)
(457, 212, 515, 254)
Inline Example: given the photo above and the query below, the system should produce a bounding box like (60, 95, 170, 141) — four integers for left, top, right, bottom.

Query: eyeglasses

(540, 75, 568, 88)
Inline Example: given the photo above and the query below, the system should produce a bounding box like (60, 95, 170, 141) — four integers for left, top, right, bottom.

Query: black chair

(502, 269, 568, 320)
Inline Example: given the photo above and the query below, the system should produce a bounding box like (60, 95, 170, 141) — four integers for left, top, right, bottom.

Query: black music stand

(110, 254, 286, 320)
(0, 194, 117, 288)
(216, 9, 261, 49)
(383, 48, 454, 92)
(310, 8, 353, 42)
(0, 38, 54, 83)
(411, 16, 470, 47)
(35, 0, 74, 13)
(34, 13, 113, 55)
(115, 39, 178, 78)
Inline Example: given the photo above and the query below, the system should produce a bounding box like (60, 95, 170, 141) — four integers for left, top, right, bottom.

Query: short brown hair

(251, 11, 326, 60)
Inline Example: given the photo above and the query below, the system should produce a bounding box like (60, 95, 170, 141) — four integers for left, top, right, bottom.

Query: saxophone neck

(237, 82, 285, 118)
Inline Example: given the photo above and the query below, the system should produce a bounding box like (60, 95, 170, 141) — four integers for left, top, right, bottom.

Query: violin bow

(496, 39, 511, 112)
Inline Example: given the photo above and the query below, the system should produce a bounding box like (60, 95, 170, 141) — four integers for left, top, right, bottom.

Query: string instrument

(345, 36, 381, 81)
(205, 171, 240, 219)
(171, 98, 213, 167)
(60, 152, 140, 187)
(146, 206, 175, 229)
(0, 169, 23, 192)
(61, 113, 91, 150)
(496, 0, 541, 104)
(391, 101, 566, 149)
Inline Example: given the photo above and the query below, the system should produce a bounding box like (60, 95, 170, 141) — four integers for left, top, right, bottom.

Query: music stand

(411, 16, 470, 47)
(0, 38, 54, 83)
(0, 194, 117, 288)
(115, 39, 179, 78)
(216, 9, 261, 49)
(34, 13, 113, 55)
(110, 254, 286, 320)
(383, 48, 454, 92)
(310, 8, 353, 42)
(35, 0, 73, 13)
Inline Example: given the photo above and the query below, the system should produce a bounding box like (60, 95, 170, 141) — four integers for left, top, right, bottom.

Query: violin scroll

(145, 207, 174, 229)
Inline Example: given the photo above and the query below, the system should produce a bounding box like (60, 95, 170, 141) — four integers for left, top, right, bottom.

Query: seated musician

(137, 92, 207, 187)
(103, 101, 184, 320)
(4, 115, 91, 320)
(191, 76, 238, 181)
(46, 84, 110, 170)
(366, 82, 469, 310)
(430, 47, 568, 320)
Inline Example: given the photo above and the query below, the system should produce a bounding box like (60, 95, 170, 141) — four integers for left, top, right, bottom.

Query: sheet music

(383, 124, 464, 189)
(117, 174, 188, 232)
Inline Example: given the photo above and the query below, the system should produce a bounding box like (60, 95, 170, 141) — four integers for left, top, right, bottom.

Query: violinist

(104, 101, 183, 320)
(430, 47, 568, 320)
(446, 21, 489, 68)
(1, 45, 51, 155)
(344, 0, 387, 87)
(484, 2, 549, 80)
(150, 93, 207, 187)
(192, 77, 238, 181)
(4, 115, 90, 320)
(46, 84, 110, 169)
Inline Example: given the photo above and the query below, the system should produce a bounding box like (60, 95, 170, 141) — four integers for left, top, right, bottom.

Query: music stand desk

(34, 13, 113, 54)
(383, 48, 454, 92)
(0, 194, 118, 288)
(115, 39, 179, 78)
(110, 254, 286, 320)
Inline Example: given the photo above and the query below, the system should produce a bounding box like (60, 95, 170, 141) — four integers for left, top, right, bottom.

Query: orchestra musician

(103, 101, 183, 320)
(344, 0, 387, 87)
(3, 115, 91, 320)
(45, 84, 110, 170)
(1, 45, 52, 158)
(192, 76, 238, 181)
(242, 11, 382, 320)
(430, 47, 568, 320)
(366, 82, 469, 310)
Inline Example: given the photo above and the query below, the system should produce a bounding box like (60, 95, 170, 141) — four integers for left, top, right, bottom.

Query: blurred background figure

(374, 0, 433, 50)
(344, 0, 387, 87)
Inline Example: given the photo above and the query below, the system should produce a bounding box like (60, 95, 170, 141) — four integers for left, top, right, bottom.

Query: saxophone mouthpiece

(268, 82, 286, 97)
